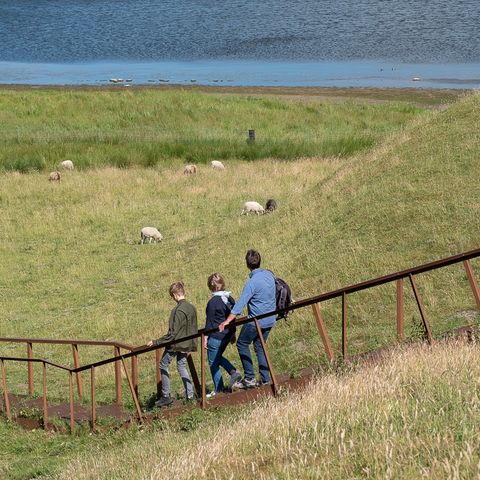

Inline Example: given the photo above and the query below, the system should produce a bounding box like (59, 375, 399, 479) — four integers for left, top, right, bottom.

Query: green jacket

(155, 299, 198, 352)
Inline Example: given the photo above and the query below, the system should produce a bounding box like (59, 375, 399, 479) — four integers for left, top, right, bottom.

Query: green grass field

(0, 88, 479, 479)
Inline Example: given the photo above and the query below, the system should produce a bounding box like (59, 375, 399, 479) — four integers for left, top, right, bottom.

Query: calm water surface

(0, 0, 479, 87)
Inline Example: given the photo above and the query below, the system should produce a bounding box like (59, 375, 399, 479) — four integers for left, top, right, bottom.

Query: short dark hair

(245, 249, 261, 270)
(169, 281, 185, 297)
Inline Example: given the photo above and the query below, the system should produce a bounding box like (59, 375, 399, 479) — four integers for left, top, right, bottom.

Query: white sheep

(184, 164, 197, 175)
(211, 160, 225, 170)
(241, 201, 265, 215)
(61, 160, 74, 170)
(48, 171, 61, 182)
(140, 227, 164, 244)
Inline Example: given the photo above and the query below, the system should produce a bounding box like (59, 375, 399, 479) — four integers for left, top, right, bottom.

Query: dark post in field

(408, 274, 433, 344)
(27, 342, 34, 396)
(463, 260, 480, 310)
(1, 359, 11, 420)
(121, 356, 143, 423)
(311, 303, 335, 361)
(254, 318, 279, 395)
(396, 279, 405, 341)
(91, 366, 96, 430)
(131, 355, 139, 398)
(68, 372, 75, 433)
(247, 129, 256, 144)
(200, 333, 206, 408)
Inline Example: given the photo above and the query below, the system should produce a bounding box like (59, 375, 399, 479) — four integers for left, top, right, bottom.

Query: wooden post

(409, 274, 433, 344)
(114, 346, 122, 406)
(121, 357, 143, 423)
(42, 362, 48, 430)
(68, 372, 75, 434)
(1, 359, 11, 420)
(253, 318, 279, 395)
(90, 366, 96, 430)
(248, 129, 255, 143)
(396, 279, 405, 341)
(464, 260, 480, 310)
(155, 348, 162, 397)
(342, 293, 347, 360)
(311, 304, 334, 361)
(131, 355, 139, 398)
(27, 342, 34, 396)
(71, 344, 83, 398)
(187, 354, 202, 397)
(200, 334, 206, 408)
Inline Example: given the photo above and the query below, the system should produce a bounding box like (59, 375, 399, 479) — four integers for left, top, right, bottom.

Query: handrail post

(131, 355, 139, 398)
(155, 348, 162, 398)
(200, 334, 206, 408)
(114, 346, 122, 406)
(71, 344, 83, 399)
(91, 366, 96, 431)
(311, 303, 334, 362)
(253, 318, 279, 396)
(187, 353, 202, 397)
(463, 260, 480, 310)
(342, 293, 347, 360)
(409, 274, 433, 344)
(42, 362, 48, 430)
(396, 279, 405, 341)
(121, 357, 143, 423)
(1, 359, 11, 420)
(68, 372, 75, 434)
(27, 342, 34, 396)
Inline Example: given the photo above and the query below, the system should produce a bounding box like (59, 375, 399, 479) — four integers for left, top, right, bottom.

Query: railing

(1, 247, 480, 432)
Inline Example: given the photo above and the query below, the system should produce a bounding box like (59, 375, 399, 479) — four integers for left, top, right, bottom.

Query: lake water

(0, 0, 479, 88)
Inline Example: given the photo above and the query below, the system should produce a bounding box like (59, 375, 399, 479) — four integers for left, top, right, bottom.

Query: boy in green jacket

(147, 282, 198, 407)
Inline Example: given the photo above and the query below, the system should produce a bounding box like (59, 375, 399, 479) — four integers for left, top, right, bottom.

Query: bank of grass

(0, 89, 423, 171)
(0, 91, 480, 478)
(55, 341, 480, 479)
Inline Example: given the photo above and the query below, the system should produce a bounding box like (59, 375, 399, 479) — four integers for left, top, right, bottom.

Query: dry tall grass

(56, 340, 480, 479)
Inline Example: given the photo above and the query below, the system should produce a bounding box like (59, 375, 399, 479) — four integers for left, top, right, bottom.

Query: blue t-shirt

(231, 268, 276, 328)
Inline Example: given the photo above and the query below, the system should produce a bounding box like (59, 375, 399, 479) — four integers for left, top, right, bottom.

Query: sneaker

(186, 395, 197, 404)
(206, 390, 216, 399)
(228, 371, 242, 389)
(233, 377, 258, 390)
(154, 395, 173, 407)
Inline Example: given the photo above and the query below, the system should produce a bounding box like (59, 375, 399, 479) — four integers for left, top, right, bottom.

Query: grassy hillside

(0, 90, 479, 479)
(0, 89, 422, 171)
(54, 341, 480, 480)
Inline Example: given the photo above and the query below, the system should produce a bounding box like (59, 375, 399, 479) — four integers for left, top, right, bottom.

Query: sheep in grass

(140, 227, 164, 244)
(265, 199, 277, 213)
(241, 201, 265, 215)
(184, 164, 197, 175)
(61, 160, 74, 170)
(211, 160, 225, 170)
(48, 171, 61, 182)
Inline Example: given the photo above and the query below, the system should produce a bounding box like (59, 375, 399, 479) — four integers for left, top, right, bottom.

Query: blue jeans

(236, 322, 272, 383)
(207, 336, 236, 392)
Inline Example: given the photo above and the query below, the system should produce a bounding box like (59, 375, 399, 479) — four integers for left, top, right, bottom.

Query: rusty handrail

(0, 337, 135, 350)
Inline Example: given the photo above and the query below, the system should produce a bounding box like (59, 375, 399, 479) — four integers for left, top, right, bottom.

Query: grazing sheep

(265, 199, 277, 213)
(184, 164, 197, 175)
(61, 160, 74, 170)
(241, 201, 265, 215)
(140, 227, 164, 244)
(211, 160, 225, 170)
(48, 171, 61, 182)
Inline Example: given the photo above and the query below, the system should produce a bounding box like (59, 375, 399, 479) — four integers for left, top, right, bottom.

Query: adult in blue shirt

(219, 249, 276, 388)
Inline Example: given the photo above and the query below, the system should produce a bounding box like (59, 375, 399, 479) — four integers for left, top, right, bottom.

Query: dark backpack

(274, 277, 292, 320)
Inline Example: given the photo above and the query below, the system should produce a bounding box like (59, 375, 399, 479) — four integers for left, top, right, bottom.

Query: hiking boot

(228, 370, 242, 389)
(154, 395, 173, 407)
